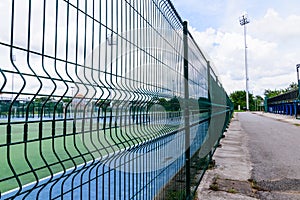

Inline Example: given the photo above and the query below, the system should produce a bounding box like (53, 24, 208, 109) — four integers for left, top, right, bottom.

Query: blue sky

(172, 0, 300, 96)
(173, 0, 300, 30)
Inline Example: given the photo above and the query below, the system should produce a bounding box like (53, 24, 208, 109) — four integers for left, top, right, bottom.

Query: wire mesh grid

(0, 0, 233, 199)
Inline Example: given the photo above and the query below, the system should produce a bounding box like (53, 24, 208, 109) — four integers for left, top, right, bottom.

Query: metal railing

(267, 89, 299, 105)
(266, 89, 299, 118)
(0, 0, 233, 199)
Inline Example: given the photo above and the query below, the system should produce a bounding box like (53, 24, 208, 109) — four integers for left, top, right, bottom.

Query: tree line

(229, 82, 299, 111)
(263, 82, 298, 98)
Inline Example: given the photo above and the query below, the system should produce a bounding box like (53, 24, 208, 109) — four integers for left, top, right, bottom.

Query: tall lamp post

(239, 14, 250, 111)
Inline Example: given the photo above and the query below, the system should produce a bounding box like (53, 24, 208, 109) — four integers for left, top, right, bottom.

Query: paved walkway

(196, 112, 300, 200)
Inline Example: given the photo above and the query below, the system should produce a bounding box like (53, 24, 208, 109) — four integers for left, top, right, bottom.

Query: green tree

(286, 82, 298, 91)
(264, 82, 299, 98)
(168, 97, 180, 111)
(253, 95, 264, 111)
(230, 91, 255, 111)
(264, 89, 282, 98)
(158, 97, 180, 112)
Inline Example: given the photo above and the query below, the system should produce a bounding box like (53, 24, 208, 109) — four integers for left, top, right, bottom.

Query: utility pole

(239, 14, 250, 110)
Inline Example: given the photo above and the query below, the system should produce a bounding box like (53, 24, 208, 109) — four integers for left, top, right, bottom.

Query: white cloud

(189, 7, 300, 96)
(1, 0, 300, 99)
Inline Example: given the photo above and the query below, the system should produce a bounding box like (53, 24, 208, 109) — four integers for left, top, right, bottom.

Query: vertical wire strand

(7, 0, 25, 196)
(22, 0, 41, 198)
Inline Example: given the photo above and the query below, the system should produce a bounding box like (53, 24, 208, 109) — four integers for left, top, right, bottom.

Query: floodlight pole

(239, 14, 250, 111)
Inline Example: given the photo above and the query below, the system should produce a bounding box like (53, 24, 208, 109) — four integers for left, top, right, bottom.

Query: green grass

(0, 120, 179, 193)
(227, 188, 237, 193)
(233, 110, 245, 112)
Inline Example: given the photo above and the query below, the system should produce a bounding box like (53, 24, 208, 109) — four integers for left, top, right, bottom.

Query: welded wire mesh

(0, 0, 233, 199)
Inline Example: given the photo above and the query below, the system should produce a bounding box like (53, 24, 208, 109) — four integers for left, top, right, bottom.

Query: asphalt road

(238, 112, 300, 199)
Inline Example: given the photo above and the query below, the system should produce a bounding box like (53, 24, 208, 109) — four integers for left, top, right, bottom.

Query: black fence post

(183, 21, 191, 200)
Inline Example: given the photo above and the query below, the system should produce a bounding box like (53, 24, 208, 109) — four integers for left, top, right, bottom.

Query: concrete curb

(196, 113, 259, 200)
(253, 111, 300, 126)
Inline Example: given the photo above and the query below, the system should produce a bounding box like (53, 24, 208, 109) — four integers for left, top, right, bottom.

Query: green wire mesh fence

(0, 0, 233, 199)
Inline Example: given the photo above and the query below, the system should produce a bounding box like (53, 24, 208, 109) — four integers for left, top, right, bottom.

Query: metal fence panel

(0, 0, 233, 199)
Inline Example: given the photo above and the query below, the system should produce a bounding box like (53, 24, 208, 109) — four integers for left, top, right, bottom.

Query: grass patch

(248, 178, 260, 190)
(227, 188, 236, 193)
(207, 159, 216, 170)
(234, 110, 245, 113)
(165, 189, 185, 200)
(209, 176, 219, 191)
(209, 183, 219, 191)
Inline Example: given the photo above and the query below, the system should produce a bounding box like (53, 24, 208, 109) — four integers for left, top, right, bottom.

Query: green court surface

(0, 120, 179, 193)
